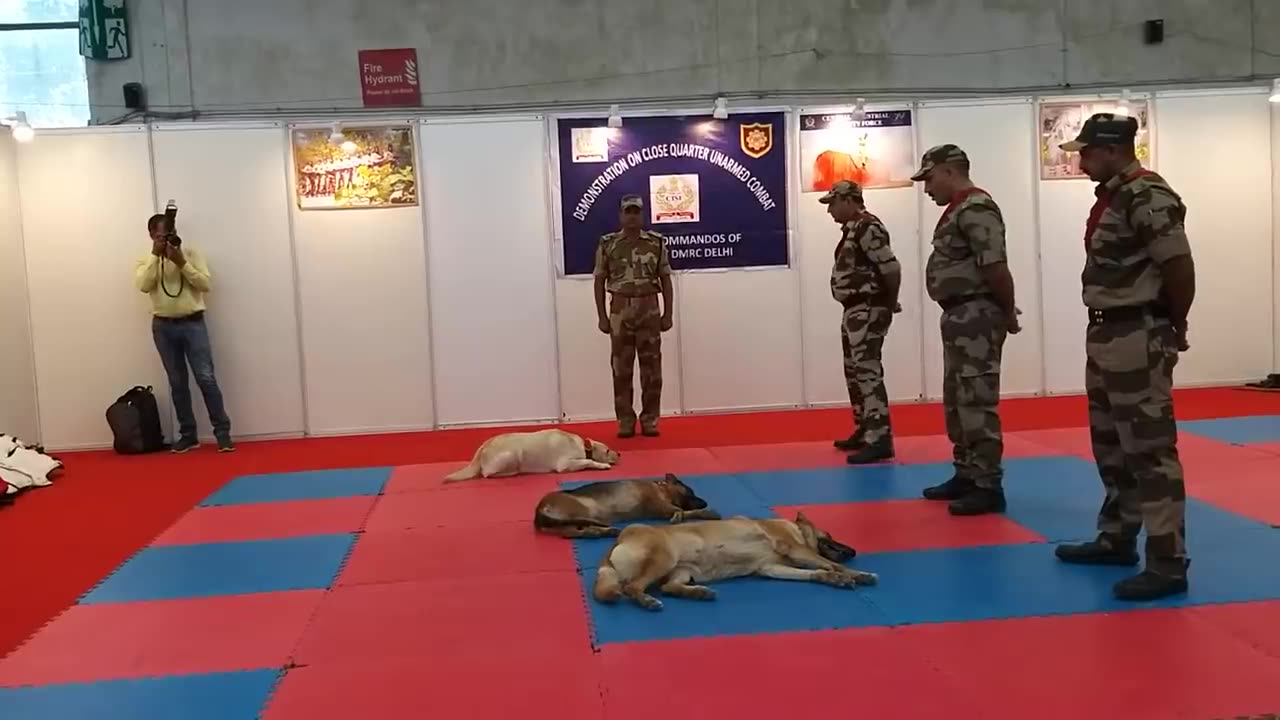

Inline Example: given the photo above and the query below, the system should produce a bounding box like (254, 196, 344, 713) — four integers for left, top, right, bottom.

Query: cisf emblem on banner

(740, 122, 774, 159)
(649, 174, 700, 224)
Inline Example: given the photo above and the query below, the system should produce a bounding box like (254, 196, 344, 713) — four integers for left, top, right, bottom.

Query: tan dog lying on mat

(592, 512, 875, 610)
(533, 474, 721, 538)
(444, 428, 620, 482)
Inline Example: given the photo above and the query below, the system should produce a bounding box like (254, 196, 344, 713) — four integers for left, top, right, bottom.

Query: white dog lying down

(443, 428, 621, 482)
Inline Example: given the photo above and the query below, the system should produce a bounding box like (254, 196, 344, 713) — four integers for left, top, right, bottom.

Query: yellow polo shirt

(135, 244, 212, 318)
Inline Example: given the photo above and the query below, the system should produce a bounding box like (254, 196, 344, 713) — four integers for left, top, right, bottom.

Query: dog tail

(443, 441, 488, 483)
(443, 460, 479, 482)
(592, 546, 624, 603)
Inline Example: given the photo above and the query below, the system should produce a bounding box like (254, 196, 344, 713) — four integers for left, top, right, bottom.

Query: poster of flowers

(1039, 100, 1151, 180)
(291, 125, 418, 209)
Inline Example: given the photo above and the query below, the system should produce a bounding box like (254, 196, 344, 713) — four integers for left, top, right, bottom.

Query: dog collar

(577, 435, 594, 453)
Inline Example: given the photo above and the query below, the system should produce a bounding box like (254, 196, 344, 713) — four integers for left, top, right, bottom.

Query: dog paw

(636, 595, 664, 611)
(817, 570, 858, 588)
(669, 511, 685, 524)
(853, 571, 879, 586)
(686, 586, 717, 601)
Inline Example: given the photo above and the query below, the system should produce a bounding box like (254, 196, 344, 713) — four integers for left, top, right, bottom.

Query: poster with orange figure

(799, 109, 915, 193)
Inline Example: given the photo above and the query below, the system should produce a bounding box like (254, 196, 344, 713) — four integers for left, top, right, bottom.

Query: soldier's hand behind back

(598, 317, 611, 335)
(1174, 324, 1190, 352)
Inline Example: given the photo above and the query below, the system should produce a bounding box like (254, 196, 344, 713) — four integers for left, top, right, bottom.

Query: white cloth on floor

(0, 435, 61, 495)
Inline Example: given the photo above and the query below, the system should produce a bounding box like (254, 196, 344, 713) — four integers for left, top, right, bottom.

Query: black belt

(154, 311, 204, 322)
(938, 293, 994, 311)
(1087, 304, 1168, 325)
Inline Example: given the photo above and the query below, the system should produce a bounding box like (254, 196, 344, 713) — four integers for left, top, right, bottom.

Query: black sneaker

(1113, 570, 1188, 601)
(922, 475, 974, 501)
(171, 437, 200, 454)
(1054, 539, 1139, 566)
(948, 487, 1006, 516)
(641, 426, 660, 437)
(217, 437, 237, 453)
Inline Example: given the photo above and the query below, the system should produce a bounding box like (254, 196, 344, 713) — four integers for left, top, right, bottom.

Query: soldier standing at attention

(820, 179, 903, 463)
(911, 145, 1021, 516)
(594, 194, 674, 438)
(1053, 113, 1196, 601)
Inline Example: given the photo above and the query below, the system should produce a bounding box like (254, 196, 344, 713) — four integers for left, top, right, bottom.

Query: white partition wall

(917, 98, 1045, 400)
(0, 133, 38, 442)
(420, 116, 560, 426)
(16, 127, 171, 449)
(796, 104, 925, 406)
(289, 120, 434, 436)
(678, 268, 805, 412)
(150, 123, 306, 440)
(1153, 89, 1273, 385)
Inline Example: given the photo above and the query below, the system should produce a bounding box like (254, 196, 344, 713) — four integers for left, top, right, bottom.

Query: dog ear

(795, 515, 818, 548)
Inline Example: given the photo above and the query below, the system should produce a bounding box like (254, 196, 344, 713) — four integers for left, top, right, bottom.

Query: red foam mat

(597, 627, 986, 720)
(1188, 600, 1280, 661)
(364, 482, 553, 531)
(776, 499, 1044, 553)
(0, 590, 324, 686)
(292, 572, 592, 666)
(337, 523, 577, 586)
(150, 496, 378, 546)
(263, 652, 605, 719)
(1186, 457, 1280, 525)
(892, 607, 1280, 720)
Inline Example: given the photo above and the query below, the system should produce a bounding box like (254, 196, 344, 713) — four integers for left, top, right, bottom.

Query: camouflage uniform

(1053, 113, 1192, 601)
(913, 145, 1013, 512)
(594, 202, 672, 436)
(820, 180, 900, 455)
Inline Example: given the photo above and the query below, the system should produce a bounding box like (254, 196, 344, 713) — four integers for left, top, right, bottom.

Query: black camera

(164, 200, 181, 247)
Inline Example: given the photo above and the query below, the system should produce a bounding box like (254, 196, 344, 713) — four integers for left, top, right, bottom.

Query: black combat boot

(641, 424, 660, 437)
(922, 475, 974, 501)
(1054, 537, 1139, 566)
(948, 487, 1006, 516)
(617, 422, 636, 439)
(834, 427, 866, 451)
(846, 435, 894, 465)
(1112, 568, 1189, 601)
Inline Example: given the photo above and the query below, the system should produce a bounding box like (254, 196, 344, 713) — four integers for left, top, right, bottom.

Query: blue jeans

(152, 314, 231, 442)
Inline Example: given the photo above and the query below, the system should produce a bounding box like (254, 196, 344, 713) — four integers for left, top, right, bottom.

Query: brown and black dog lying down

(592, 512, 875, 610)
(533, 474, 720, 539)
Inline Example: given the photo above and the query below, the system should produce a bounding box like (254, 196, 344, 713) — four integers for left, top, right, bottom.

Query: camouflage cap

(910, 144, 969, 181)
(1059, 112, 1138, 152)
(818, 179, 864, 204)
(620, 194, 644, 209)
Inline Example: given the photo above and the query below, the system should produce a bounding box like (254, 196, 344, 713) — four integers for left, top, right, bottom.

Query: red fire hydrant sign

(358, 48, 421, 107)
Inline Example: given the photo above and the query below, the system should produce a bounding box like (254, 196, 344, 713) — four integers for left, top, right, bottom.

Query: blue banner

(556, 112, 789, 275)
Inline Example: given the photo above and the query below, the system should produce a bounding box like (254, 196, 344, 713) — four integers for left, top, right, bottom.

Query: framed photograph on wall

(797, 109, 916, 193)
(290, 125, 418, 209)
(1039, 99, 1152, 180)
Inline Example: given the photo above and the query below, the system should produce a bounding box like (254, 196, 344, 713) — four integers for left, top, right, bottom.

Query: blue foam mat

(80, 534, 357, 604)
(199, 466, 392, 506)
(1180, 415, 1280, 445)
(572, 458, 1280, 644)
(0, 670, 280, 720)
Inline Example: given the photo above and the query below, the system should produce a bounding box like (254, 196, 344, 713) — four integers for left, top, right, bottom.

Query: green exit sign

(79, 0, 130, 61)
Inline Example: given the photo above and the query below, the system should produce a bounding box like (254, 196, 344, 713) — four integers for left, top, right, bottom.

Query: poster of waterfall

(291, 125, 418, 209)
